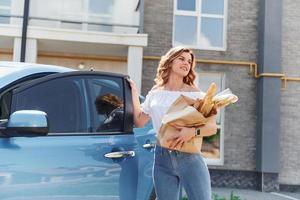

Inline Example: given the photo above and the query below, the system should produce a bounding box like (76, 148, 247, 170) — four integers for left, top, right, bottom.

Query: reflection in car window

(13, 77, 88, 133)
(88, 77, 124, 132)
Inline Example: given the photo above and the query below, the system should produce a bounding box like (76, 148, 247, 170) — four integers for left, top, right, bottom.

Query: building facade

(0, 0, 146, 92)
(0, 0, 299, 192)
(142, 0, 300, 192)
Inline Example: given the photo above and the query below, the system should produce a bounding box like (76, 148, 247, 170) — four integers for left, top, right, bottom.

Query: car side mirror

(4, 110, 49, 137)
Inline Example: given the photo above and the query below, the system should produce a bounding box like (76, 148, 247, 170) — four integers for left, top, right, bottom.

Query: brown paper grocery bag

(158, 95, 208, 154)
(158, 124, 204, 153)
(158, 83, 238, 154)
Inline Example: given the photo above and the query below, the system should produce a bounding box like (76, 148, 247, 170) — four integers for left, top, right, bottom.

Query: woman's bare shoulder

(183, 84, 200, 92)
(150, 85, 163, 91)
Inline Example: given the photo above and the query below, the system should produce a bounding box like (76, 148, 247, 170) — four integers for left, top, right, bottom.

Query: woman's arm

(168, 115, 218, 149)
(126, 78, 150, 128)
(197, 115, 218, 137)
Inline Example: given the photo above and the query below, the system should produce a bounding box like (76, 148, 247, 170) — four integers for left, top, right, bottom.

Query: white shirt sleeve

(140, 91, 153, 115)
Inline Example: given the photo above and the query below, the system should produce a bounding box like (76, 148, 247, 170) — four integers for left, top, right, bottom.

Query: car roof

(0, 61, 75, 88)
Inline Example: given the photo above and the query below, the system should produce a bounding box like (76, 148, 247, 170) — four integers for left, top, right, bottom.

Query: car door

(0, 72, 154, 200)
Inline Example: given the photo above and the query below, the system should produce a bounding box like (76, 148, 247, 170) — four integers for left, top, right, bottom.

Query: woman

(127, 46, 217, 200)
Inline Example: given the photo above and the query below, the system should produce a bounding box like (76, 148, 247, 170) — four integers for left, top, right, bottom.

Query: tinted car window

(13, 77, 88, 133)
(87, 77, 124, 132)
(0, 91, 12, 120)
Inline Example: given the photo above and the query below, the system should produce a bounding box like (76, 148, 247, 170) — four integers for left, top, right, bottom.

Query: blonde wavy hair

(154, 46, 197, 87)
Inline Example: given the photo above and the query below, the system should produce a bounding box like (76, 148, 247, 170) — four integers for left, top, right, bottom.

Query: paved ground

(212, 188, 300, 200)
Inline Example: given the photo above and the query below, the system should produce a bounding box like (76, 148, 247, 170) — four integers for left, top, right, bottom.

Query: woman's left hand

(167, 126, 195, 149)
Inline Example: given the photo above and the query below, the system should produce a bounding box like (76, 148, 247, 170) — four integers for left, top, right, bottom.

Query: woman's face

(170, 52, 192, 78)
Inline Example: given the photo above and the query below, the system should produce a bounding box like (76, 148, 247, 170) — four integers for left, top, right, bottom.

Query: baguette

(193, 99, 203, 111)
(200, 83, 217, 116)
(215, 95, 238, 108)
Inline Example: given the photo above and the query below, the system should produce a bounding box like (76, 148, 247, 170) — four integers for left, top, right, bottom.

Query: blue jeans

(153, 145, 211, 200)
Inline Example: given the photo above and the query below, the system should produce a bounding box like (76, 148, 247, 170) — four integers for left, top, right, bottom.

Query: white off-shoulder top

(141, 89, 205, 133)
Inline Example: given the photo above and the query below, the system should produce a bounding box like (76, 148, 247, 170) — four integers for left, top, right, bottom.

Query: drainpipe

(256, 0, 282, 192)
(20, 0, 30, 62)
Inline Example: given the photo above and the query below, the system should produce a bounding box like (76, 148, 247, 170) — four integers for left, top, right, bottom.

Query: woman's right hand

(125, 77, 150, 128)
(126, 77, 138, 94)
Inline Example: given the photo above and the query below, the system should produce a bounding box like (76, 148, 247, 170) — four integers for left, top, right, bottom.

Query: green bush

(229, 191, 242, 200)
(212, 193, 226, 200)
(182, 191, 243, 200)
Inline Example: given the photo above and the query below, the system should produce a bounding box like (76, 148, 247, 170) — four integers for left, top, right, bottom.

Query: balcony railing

(0, 0, 143, 34)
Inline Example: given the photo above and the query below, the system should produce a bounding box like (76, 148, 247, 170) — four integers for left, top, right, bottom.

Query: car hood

(0, 62, 75, 89)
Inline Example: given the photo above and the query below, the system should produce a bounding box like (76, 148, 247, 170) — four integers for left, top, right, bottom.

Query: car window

(87, 76, 124, 133)
(0, 73, 58, 123)
(0, 91, 12, 120)
(12, 77, 89, 133)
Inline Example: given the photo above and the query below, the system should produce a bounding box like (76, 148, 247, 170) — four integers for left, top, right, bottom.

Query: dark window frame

(12, 76, 88, 133)
(10, 71, 133, 136)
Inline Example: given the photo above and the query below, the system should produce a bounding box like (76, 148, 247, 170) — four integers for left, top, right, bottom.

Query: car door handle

(104, 151, 135, 159)
(143, 143, 156, 149)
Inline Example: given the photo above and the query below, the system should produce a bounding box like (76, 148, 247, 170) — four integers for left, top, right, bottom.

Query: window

(87, 76, 124, 133)
(29, 0, 114, 31)
(0, 0, 11, 24)
(88, 0, 113, 15)
(13, 77, 88, 133)
(60, 0, 114, 31)
(197, 72, 225, 165)
(61, 21, 82, 30)
(87, 0, 114, 32)
(28, 0, 139, 33)
(0, 91, 12, 128)
(173, 0, 227, 50)
(0, 91, 12, 120)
